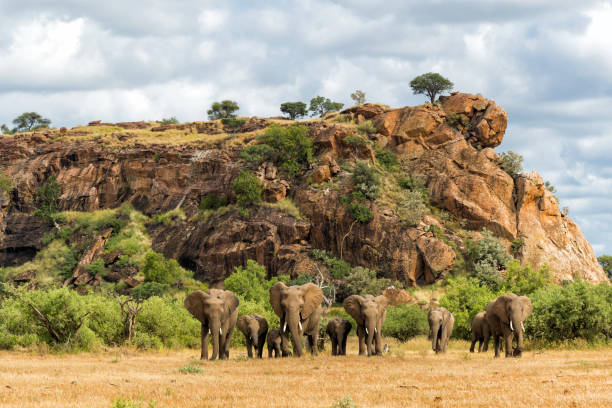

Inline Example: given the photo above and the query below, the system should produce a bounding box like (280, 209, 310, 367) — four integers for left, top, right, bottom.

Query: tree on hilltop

(409, 73, 454, 104)
(207, 100, 239, 120)
(350, 90, 366, 105)
(221, 117, 246, 137)
(11, 112, 51, 133)
(280, 102, 307, 120)
(309, 96, 344, 118)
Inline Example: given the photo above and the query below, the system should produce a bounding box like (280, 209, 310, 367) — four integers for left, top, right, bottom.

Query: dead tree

(116, 295, 142, 342)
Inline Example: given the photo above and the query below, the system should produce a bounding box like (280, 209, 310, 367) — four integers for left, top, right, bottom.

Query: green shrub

(337, 267, 400, 301)
(224, 260, 273, 304)
(131, 282, 170, 300)
(501, 260, 553, 296)
(465, 228, 510, 289)
(447, 112, 470, 127)
(200, 193, 228, 210)
(142, 251, 192, 285)
(309, 250, 351, 279)
(348, 202, 373, 223)
(179, 364, 204, 374)
(439, 276, 498, 340)
(151, 208, 185, 226)
(500, 151, 523, 178)
(330, 396, 357, 408)
(112, 397, 157, 408)
(135, 296, 199, 349)
(85, 259, 106, 277)
(383, 304, 429, 341)
(0, 171, 13, 200)
(160, 116, 179, 125)
(357, 120, 376, 137)
(34, 175, 61, 222)
(344, 135, 367, 158)
(257, 124, 313, 177)
(240, 144, 276, 166)
(233, 170, 263, 207)
(526, 280, 612, 344)
(397, 190, 428, 226)
(351, 162, 380, 200)
(375, 149, 398, 171)
(104, 205, 150, 268)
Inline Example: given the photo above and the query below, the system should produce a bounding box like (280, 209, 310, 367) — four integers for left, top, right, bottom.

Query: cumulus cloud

(0, 0, 611, 255)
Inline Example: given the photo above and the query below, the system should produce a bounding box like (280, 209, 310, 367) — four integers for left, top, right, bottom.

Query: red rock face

(0, 93, 607, 286)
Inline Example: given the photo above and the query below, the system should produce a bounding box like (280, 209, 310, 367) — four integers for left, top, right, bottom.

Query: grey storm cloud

(0, 0, 611, 256)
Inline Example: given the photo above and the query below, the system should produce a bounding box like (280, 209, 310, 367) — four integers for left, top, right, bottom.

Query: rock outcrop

(0, 93, 607, 286)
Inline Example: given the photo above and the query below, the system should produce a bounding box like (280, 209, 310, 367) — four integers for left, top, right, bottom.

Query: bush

(351, 162, 380, 200)
(500, 151, 523, 178)
(439, 276, 498, 340)
(397, 190, 428, 226)
(151, 208, 185, 227)
(142, 251, 192, 285)
(200, 193, 228, 211)
(527, 280, 612, 344)
(447, 112, 470, 127)
(337, 267, 400, 301)
(135, 296, 200, 349)
(132, 282, 170, 300)
(233, 170, 263, 208)
(375, 149, 398, 171)
(344, 135, 367, 158)
(34, 175, 61, 222)
(357, 121, 377, 138)
(224, 260, 271, 304)
(348, 202, 373, 223)
(465, 229, 510, 289)
(309, 250, 351, 279)
(257, 124, 313, 177)
(85, 259, 106, 277)
(383, 304, 429, 341)
(240, 144, 276, 166)
(0, 171, 13, 201)
(160, 117, 179, 125)
(103, 206, 149, 268)
(501, 260, 553, 296)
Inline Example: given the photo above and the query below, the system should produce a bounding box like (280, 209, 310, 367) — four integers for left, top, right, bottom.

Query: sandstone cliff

(0, 93, 607, 287)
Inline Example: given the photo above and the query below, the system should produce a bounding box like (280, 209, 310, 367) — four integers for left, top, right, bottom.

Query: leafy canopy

(11, 112, 51, 132)
(280, 102, 307, 120)
(309, 96, 344, 118)
(207, 100, 239, 120)
(350, 90, 366, 105)
(409, 72, 454, 104)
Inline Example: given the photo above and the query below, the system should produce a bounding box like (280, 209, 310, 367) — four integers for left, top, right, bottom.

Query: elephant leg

(341, 334, 348, 356)
(470, 335, 477, 353)
(483, 332, 490, 352)
(374, 329, 383, 355)
(246, 338, 253, 358)
(268, 346, 273, 358)
(200, 324, 209, 360)
(504, 333, 513, 358)
(477, 339, 483, 353)
(280, 332, 291, 357)
(493, 335, 500, 358)
(357, 327, 366, 355)
(258, 333, 266, 358)
(309, 333, 318, 356)
(331, 337, 338, 356)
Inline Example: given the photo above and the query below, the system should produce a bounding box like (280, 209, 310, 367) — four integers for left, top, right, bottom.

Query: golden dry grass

(1, 337, 611, 408)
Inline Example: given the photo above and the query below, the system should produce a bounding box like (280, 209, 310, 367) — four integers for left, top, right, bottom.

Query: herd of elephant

(184, 281, 533, 360)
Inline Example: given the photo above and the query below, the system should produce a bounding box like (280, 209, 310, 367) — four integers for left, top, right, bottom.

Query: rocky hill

(0, 93, 607, 289)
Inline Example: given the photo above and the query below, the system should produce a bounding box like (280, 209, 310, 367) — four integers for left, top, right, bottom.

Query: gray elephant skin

(486, 293, 532, 358)
(428, 307, 454, 353)
(237, 314, 268, 358)
(267, 329, 283, 358)
(269, 282, 324, 357)
(470, 311, 491, 352)
(326, 318, 352, 356)
(343, 294, 388, 356)
(184, 289, 239, 360)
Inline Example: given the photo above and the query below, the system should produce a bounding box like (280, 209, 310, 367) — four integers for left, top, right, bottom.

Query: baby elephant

(267, 329, 283, 358)
(326, 318, 352, 356)
(237, 314, 268, 358)
(470, 311, 491, 353)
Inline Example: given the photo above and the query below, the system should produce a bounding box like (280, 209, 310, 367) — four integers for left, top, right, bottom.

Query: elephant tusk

(365, 328, 369, 335)
(219, 328, 222, 336)
(522, 322, 525, 332)
(208, 328, 211, 335)
(298, 321, 303, 331)
(283, 322, 287, 332)
(374, 327, 377, 334)
(510, 321, 514, 331)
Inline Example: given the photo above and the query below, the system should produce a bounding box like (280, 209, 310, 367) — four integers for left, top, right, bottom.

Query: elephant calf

(267, 329, 283, 358)
(326, 318, 352, 356)
(470, 311, 491, 353)
(428, 307, 454, 353)
(237, 314, 268, 359)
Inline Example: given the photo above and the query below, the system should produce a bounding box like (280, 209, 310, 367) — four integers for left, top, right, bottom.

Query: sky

(0, 0, 611, 256)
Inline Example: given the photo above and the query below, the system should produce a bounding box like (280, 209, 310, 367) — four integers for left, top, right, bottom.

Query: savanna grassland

(1, 338, 610, 408)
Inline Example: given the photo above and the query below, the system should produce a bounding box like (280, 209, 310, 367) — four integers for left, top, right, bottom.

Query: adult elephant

(428, 307, 454, 353)
(184, 289, 239, 360)
(343, 294, 388, 356)
(486, 293, 532, 358)
(470, 311, 490, 353)
(326, 318, 352, 356)
(237, 314, 268, 358)
(269, 282, 324, 357)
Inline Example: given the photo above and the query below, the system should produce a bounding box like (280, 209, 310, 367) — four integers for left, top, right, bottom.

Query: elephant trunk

(365, 320, 376, 356)
(210, 319, 221, 360)
(250, 327, 259, 348)
(288, 317, 303, 357)
(512, 316, 524, 356)
(431, 322, 440, 352)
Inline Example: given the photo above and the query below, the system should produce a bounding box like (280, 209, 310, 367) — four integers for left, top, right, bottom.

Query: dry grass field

(0, 337, 610, 408)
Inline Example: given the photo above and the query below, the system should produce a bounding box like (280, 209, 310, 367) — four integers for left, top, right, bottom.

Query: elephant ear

(222, 290, 239, 316)
(374, 295, 389, 314)
(519, 296, 533, 320)
(301, 283, 323, 319)
(343, 295, 365, 326)
(184, 290, 209, 324)
(237, 315, 249, 334)
(497, 294, 516, 323)
(269, 281, 287, 317)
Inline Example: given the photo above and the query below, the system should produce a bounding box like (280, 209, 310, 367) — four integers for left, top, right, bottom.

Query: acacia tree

(350, 90, 366, 105)
(207, 100, 239, 120)
(11, 112, 51, 132)
(309, 96, 344, 118)
(409, 73, 454, 104)
(280, 102, 307, 120)
(221, 117, 246, 137)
